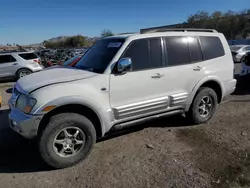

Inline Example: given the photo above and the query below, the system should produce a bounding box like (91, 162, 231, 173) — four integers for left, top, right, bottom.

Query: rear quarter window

(200, 36, 225, 60)
(18, 53, 38, 60)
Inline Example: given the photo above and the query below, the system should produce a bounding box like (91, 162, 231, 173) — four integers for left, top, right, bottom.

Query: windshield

(63, 56, 80, 66)
(75, 38, 125, 73)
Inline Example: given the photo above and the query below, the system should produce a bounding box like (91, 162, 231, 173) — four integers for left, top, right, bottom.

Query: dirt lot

(0, 64, 249, 188)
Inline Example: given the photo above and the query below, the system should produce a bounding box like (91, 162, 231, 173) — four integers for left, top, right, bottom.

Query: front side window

(200, 36, 225, 60)
(75, 38, 124, 73)
(0, 55, 16, 64)
(122, 38, 162, 71)
(165, 37, 190, 66)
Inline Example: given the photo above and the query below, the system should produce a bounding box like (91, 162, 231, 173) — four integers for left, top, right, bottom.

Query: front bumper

(8, 100, 43, 139)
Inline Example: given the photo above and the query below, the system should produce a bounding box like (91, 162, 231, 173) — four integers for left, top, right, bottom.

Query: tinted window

(245, 46, 250, 51)
(200, 36, 225, 60)
(122, 38, 163, 71)
(0, 55, 16, 63)
(122, 39, 150, 71)
(165, 37, 190, 66)
(149, 38, 162, 68)
(75, 38, 124, 73)
(18, 52, 38, 60)
(188, 37, 203, 63)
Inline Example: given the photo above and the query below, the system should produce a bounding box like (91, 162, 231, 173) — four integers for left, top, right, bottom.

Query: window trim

(116, 37, 165, 73)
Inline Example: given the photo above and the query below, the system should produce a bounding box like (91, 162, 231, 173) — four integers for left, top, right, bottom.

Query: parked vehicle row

(8, 28, 236, 169)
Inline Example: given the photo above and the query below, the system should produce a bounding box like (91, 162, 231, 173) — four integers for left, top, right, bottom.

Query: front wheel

(186, 87, 218, 124)
(39, 113, 96, 169)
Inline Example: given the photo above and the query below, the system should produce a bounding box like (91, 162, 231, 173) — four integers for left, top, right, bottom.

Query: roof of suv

(106, 28, 223, 40)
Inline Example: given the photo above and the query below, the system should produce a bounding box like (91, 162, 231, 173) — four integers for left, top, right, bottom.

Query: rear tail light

(33, 59, 41, 64)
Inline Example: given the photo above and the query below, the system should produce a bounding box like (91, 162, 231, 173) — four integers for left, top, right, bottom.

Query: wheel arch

(15, 67, 33, 78)
(38, 103, 104, 139)
(186, 77, 224, 111)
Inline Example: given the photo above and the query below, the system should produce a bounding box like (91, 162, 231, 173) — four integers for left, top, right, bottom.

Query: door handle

(193, 66, 202, 71)
(151, 73, 163, 79)
(12, 63, 18, 65)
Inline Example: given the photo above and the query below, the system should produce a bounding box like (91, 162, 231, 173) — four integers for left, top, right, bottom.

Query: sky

(0, 0, 249, 45)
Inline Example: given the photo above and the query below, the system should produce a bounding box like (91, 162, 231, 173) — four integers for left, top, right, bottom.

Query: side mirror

(117, 58, 132, 73)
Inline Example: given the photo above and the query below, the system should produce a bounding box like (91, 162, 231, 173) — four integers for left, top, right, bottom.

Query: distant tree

(101, 29, 114, 38)
(186, 9, 250, 40)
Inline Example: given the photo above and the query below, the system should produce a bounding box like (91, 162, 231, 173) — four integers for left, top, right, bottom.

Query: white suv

(0, 51, 43, 79)
(8, 28, 236, 168)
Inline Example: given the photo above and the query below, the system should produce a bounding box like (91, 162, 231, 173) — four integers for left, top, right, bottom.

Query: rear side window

(18, 52, 38, 60)
(200, 36, 225, 60)
(0, 55, 16, 63)
(165, 37, 190, 66)
(122, 38, 162, 71)
(188, 37, 203, 63)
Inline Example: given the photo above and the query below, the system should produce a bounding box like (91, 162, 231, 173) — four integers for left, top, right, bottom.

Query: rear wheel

(186, 87, 218, 124)
(17, 69, 32, 79)
(39, 113, 96, 169)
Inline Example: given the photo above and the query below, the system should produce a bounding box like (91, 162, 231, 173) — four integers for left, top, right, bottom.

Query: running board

(111, 110, 183, 131)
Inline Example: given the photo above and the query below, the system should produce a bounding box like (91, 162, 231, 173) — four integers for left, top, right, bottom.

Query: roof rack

(140, 28, 218, 34)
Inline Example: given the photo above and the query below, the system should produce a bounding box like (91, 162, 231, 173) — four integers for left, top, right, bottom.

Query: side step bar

(111, 110, 183, 131)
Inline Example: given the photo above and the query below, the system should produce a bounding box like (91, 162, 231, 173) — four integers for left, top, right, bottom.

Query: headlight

(16, 94, 37, 114)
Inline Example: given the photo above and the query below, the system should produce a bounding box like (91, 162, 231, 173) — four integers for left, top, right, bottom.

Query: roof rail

(140, 28, 218, 34)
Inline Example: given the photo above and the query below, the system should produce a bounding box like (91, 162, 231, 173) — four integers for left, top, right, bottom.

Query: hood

(17, 67, 97, 93)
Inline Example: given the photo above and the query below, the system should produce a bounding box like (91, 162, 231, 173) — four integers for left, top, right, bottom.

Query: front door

(110, 38, 169, 121)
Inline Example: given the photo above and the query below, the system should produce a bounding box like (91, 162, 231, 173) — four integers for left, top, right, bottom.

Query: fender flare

(33, 96, 109, 136)
(185, 76, 225, 111)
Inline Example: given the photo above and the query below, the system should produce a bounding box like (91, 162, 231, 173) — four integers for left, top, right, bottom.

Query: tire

(39, 113, 96, 169)
(186, 87, 218, 124)
(17, 68, 32, 79)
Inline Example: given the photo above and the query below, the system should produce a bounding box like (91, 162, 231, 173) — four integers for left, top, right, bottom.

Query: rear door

(0, 55, 18, 78)
(159, 36, 206, 108)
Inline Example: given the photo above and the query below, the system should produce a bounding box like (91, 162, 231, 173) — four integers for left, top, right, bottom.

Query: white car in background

(0, 51, 43, 79)
(230, 45, 250, 63)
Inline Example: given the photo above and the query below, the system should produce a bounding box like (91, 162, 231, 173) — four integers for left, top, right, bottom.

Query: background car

(230, 45, 250, 63)
(61, 55, 81, 67)
(239, 52, 250, 76)
(0, 50, 43, 79)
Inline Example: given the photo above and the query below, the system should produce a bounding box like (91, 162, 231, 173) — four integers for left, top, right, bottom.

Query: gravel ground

(0, 64, 249, 188)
